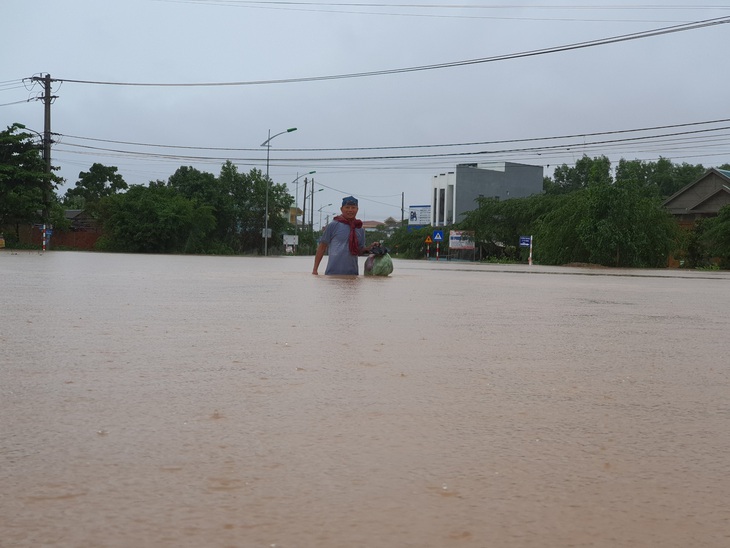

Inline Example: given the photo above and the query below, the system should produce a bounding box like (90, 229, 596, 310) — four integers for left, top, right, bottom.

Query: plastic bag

(364, 246, 393, 276)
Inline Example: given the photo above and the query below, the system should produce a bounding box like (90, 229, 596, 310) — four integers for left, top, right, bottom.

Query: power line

(152, 0, 728, 22)
(0, 99, 32, 107)
(155, 1, 730, 9)
(44, 16, 730, 87)
(53, 123, 730, 163)
(55, 118, 730, 154)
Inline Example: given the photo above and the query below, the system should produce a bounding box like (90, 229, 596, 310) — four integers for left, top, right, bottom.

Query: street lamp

(261, 127, 297, 256)
(318, 204, 332, 231)
(304, 188, 323, 230)
(291, 171, 316, 235)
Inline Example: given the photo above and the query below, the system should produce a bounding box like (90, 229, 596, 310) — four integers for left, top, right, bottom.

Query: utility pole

(43, 74, 52, 180)
(310, 178, 315, 230)
(302, 177, 308, 233)
(31, 74, 56, 224)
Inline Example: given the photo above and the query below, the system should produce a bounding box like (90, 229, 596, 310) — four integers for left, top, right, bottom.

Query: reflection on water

(2, 251, 729, 547)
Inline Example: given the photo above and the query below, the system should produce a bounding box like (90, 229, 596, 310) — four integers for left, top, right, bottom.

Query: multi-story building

(431, 162, 543, 226)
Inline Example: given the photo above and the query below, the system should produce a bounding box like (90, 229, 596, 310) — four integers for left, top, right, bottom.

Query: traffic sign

(519, 236, 532, 247)
(432, 230, 444, 241)
(425, 236, 432, 244)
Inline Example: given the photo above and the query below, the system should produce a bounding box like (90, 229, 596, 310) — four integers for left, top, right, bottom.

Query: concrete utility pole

(310, 178, 315, 230)
(31, 74, 56, 223)
(43, 75, 52, 179)
(302, 177, 308, 233)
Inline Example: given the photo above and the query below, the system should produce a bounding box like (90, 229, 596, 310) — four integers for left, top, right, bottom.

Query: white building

(431, 162, 543, 226)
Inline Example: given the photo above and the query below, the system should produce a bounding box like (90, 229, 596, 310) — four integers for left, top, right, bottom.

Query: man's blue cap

(342, 196, 358, 206)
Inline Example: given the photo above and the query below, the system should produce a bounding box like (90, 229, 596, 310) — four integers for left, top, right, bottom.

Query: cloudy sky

(2, 1, 729, 223)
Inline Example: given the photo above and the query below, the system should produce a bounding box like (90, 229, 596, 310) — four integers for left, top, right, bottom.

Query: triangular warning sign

(425, 236, 432, 244)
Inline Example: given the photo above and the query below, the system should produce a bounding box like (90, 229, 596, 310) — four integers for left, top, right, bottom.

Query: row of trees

(2, 123, 729, 267)
(92, 162, 296, 255)
(1, 123, 301, 254)
(386, 156, 730, 268)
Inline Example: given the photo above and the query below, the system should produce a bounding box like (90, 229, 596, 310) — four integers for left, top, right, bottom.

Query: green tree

(96, 184, 215, 253)
(64, 163, 128, 209)
(534, 191, 591, 265)
(234, 167, 294, 254)
(577, 178, 676, 267)
(546, 155, 612, 195)
(387, 225, 432, 259)
(700, 204, 730, 267)
(615, 157, 705, 198)
(168, 165, 234, 250)
(221, 162, 260, 253)
(0, 123, 61, 230)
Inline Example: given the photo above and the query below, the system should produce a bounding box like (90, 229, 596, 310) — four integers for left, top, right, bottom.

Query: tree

(169, 165, 233, 248)
(96, 184, 215, 253)
(546, 155, 612, 195)
(64, 163, 128, 209)
(0, 123, 61, 229)
(700, 204, 730, 267)
(387, 225, 432, 259)
(577, 178, 677, 267)
(534, 191, 591, 265)
(615, 157, 705, 198)
(238, 167, 294, 254)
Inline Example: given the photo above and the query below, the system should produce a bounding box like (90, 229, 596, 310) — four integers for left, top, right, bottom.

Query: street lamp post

(261, 127, 297, 256)
(318, 204, 332, 232)
(291, 171, 316, 236)
(304, 188, 323, 230)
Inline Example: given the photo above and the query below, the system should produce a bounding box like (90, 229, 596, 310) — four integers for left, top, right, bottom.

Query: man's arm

(312, 242, 328, 274)
(360, 241, 380, 255)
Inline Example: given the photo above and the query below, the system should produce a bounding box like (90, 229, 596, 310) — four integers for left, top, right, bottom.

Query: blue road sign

(519, 236, 532, 247)
(433, 230, 444, 241)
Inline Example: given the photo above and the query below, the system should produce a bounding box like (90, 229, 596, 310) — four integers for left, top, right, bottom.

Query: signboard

(449, 230, 475, 250)
(408, 205, 431, 226)
(519, 235, 534, 265)
(283, 234, 298, 246)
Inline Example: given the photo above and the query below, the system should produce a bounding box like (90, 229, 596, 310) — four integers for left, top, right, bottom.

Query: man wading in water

(312, 195, 378, 275)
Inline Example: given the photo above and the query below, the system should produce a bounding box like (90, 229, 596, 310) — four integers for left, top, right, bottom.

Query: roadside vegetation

(2, 124, 729, 267)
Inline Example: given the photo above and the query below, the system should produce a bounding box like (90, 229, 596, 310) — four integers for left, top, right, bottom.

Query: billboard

(449, 230, 475, 250)
(408, 205, 431, 226)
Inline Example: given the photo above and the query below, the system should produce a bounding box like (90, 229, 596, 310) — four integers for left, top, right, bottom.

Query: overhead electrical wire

(45, 16, 730, 87)
(56, 118, 730, 152)
(0, 99, 32, 107)
(52, 123, 730, 164)
(155, 1, 730, 9)
(153, 1, 730, 22)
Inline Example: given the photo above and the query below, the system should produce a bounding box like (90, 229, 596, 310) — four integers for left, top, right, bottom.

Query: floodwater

(1, 251, 729, 548)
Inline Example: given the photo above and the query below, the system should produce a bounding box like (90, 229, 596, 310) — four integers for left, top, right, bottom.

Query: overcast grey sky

(3, 1, 730, 223)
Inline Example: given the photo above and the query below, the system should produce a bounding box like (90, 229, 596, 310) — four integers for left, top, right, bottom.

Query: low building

(24, 210, 101, 250)
(431, 162, 543, 226)
(362, 220, 382, 232)
(663, 168, 730, 227)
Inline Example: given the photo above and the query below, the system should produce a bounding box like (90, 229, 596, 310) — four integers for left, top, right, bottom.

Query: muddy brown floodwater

(2, 251, 729, 548)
